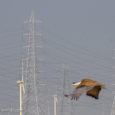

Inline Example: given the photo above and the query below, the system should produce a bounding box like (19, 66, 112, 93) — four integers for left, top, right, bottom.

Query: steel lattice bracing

(59, 65, 74, 115)
(23, 12, 41, 115)
(111, 49, 115, 115)
(111, 96, 115, 115)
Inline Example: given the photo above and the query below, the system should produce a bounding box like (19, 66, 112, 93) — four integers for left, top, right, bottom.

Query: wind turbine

(17, 59, 26, 115)
(53, 95, 58, 115)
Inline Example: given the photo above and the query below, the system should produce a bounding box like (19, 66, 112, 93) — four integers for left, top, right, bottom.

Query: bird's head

(72, 82, 81, 87)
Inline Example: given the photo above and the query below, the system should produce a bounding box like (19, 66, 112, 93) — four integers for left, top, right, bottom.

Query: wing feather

(70, 86, 91, 100)
(86, 85, 101, 99)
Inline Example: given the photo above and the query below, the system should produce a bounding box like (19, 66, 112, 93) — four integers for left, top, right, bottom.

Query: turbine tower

(23, 11, 41, 115)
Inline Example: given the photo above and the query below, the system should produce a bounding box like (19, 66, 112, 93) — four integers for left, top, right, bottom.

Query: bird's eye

(72, 82, 76, 84)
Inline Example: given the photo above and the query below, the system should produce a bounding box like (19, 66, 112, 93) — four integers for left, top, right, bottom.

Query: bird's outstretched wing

(65, 86, 91, 100)
(86, 85, 101, 99)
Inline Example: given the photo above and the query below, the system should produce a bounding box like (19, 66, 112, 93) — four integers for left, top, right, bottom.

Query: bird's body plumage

(77, 79, 106, 89)
(65, 78, 106, 100)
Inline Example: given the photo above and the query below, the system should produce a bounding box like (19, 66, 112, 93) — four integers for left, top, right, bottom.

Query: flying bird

(64, 78, 106, 100)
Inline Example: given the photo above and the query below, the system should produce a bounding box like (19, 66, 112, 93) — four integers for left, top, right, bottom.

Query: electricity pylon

(111, 48, 115, 115)
(111, 96, 115, 115)
(23, 11, 41, 115)
(60, 65, 73, 115)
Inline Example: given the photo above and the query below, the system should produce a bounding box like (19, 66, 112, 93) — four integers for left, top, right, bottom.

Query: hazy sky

(0, 0, 115, 115)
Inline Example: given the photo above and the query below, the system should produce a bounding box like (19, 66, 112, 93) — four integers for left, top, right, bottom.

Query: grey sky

(0, 0, 114, 115)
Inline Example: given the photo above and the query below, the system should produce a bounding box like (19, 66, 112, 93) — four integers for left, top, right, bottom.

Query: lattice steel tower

(23, 12, 41, 115)
(111, 49, 115, 115)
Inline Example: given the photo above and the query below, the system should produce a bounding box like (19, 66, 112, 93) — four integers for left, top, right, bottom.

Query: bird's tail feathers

(101, 84, 106, 89)
(98, 83, 106, 89)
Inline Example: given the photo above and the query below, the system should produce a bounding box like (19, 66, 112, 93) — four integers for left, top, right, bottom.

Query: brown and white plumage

(65, 78, 106, 100)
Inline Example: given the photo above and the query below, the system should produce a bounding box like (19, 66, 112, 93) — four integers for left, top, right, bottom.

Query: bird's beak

(72, 82, 81, 86)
